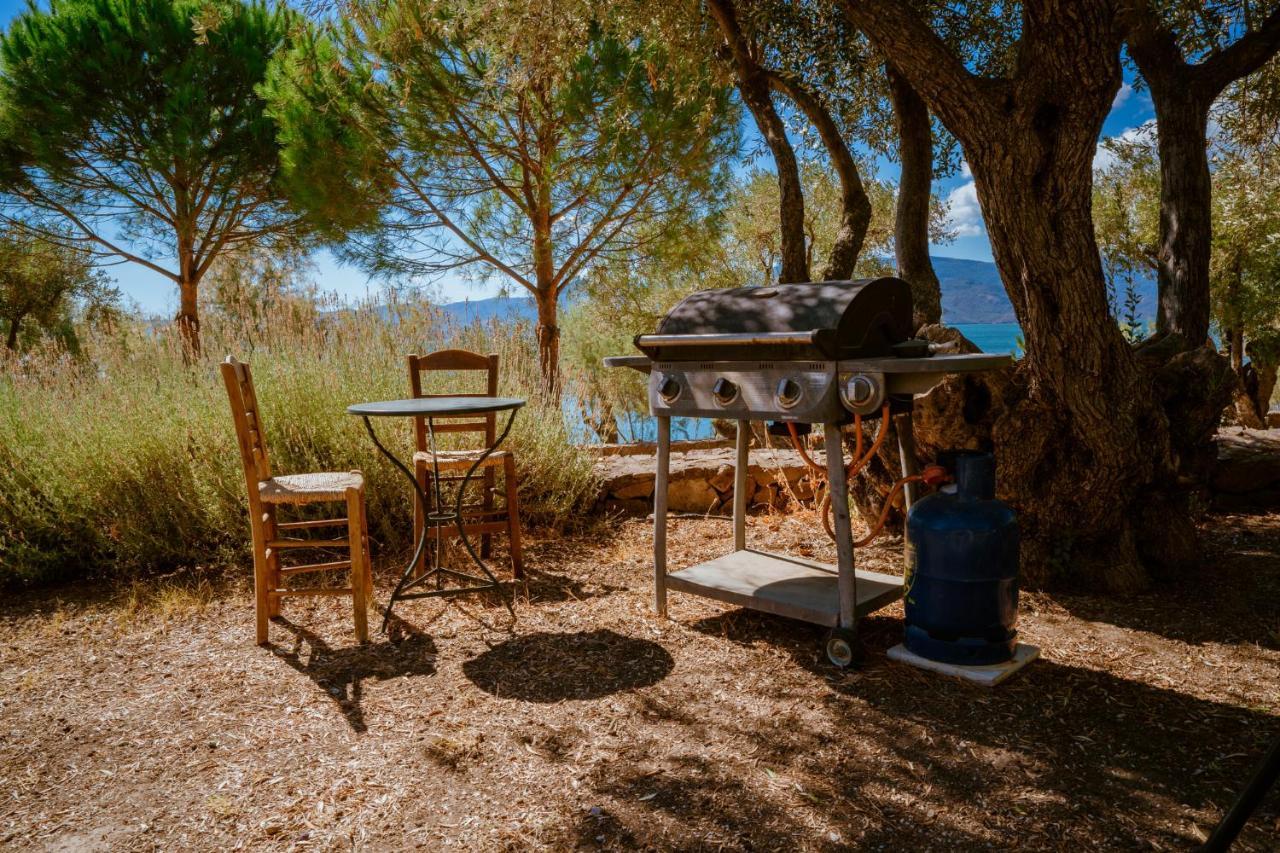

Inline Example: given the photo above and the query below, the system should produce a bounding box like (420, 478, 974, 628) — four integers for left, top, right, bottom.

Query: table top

(347, 396, 526, 418)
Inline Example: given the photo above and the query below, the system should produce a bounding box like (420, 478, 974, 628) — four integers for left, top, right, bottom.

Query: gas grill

(607, 277, 1011, 667)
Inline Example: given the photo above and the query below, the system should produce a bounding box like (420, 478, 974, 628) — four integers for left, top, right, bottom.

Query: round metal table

(347, 396, 525, 630)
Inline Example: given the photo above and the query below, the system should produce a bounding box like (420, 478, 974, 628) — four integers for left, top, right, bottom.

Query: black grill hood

(635, 278, 914, 362)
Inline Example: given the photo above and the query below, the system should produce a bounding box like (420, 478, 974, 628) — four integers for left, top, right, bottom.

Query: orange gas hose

(852, 475, 922, 547)
(815, 404, 890, 540)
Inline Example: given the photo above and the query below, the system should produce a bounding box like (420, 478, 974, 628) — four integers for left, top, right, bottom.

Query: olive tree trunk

(707, 0, 809, 283)
(1122, 4, 1280, 347)
(887, 65, 942, 328)
(844, 0, 1236, 590)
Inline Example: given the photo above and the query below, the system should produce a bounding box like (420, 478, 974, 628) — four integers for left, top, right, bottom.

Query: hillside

(435, 257, 1158, 326)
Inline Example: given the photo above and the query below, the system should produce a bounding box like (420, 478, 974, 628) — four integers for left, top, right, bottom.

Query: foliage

(264, 0, 741, 392)
(0, 297, 599, 588)
(0, 224, 118, 351)
(0, 0, 311, 351)
(562, 162, 954, 433)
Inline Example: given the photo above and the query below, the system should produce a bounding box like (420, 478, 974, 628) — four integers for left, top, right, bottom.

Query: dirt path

(1, 510, 1277, 851)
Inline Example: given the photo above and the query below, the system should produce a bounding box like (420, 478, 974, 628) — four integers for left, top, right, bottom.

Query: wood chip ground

(1, 509, 1278, 851)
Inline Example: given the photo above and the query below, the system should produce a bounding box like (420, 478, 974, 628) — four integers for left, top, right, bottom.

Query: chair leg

(504, 455, 524, 579)
(359, 490, 374, 608)
(249, 507, 271, 645)
(347, 485, 369, 644)
(263, 505, 283, 618)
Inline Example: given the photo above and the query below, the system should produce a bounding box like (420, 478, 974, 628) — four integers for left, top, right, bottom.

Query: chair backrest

(220, 356, 272, 500)
(406, 349, 499, 450)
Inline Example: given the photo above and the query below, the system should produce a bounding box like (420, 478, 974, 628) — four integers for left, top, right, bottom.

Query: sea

(591, 323, 1023, 444)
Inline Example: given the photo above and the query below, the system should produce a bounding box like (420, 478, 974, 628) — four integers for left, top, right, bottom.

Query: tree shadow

(268, 613, 437, 733)
(1051, 516, 1280, 647)
(462, 629, 673, 702)
(669, 607, 1280, 849)
(517, 567, 628, 606)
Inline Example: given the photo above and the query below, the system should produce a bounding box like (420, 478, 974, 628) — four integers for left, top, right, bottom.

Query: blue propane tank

(904, 451, 1019, 665)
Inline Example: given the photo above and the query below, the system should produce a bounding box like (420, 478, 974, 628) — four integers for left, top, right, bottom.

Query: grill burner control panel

(645, 354, 1014, 421)
(649, 361, 840, 422)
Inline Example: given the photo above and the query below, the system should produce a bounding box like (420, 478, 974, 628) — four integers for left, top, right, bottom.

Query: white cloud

(1112, 82, 1133, 109)
(960, 160, 973, 179)
(1093, 124, 1156, 172)
(944, 181, 984, 237)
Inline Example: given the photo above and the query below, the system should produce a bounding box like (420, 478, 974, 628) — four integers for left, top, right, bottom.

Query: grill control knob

(712, 377, 739, 406)
(776, 377, 803, 409)
(657, 375, 681, 404)
(846, 375, 876, 407)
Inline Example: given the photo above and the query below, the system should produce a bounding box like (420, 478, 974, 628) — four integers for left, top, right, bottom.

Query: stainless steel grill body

(609, 276, 1013, 668)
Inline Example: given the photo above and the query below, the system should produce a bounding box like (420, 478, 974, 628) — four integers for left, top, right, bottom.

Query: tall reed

(0, 299, 598, 587)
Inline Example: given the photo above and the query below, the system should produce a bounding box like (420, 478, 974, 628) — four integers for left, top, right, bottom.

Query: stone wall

(593, 442, 818, 515)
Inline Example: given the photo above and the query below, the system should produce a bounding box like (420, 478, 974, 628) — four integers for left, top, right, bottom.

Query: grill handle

(634, 330, 821, 348)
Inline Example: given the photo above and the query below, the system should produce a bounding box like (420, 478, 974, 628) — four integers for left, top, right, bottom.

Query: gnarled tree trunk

(1122, 3, 1280, 348)
(843, 0, 1239, 591)
(887, 66, 942, 328)
(707, 0, 809, 283)
(766, 71, 873, 280)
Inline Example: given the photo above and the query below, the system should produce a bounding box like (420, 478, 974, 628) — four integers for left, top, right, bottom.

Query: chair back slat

(407, 349, 500, 449)
(220, 356, 272, 497)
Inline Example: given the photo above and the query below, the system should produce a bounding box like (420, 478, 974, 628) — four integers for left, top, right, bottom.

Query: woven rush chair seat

(259, 471, 365, 504)
(411, 448, 511, 472)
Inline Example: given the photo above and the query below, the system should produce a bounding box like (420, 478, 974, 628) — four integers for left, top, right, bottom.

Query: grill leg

(654, 416, 670, 618)
(824, 422, 857, 629)
(733, 419, 749, 551)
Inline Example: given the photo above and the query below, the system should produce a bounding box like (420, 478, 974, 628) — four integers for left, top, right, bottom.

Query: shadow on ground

(659, 605, 1280, 850)
(269, 613, 437, 732)
(462, 629, 673, 702)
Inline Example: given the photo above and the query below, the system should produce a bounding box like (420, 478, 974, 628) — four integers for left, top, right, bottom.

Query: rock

(1269, 411, 1280, 429)
(610, 476, 654, 501)
(709, 464, 735, 494)
(592, 443, 810, 516)
(1212, 429, 1280, 494)
(666, 479, 719, 513)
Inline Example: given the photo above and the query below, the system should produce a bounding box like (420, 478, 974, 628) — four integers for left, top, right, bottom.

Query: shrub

(0, 302, 598, 588)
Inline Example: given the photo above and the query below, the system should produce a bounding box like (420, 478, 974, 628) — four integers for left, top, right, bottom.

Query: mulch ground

(1, 507, 1278, 852)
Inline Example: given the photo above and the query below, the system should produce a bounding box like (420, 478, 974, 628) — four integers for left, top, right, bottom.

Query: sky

(0, 1, 1159, 316)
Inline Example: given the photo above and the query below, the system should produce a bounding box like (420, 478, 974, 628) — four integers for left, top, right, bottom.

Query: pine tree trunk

(533, 288, 559, 402)
(887, 66, 942, 328)
(175, 276, 200, 359)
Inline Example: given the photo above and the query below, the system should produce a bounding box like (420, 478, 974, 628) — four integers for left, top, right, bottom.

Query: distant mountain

(933, 256, 1157, 325)
(432, 257, 1157, 327)
(436, 294, 538, 325)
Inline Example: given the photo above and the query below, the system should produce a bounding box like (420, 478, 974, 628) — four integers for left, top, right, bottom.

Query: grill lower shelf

(664, 549, 904, 627)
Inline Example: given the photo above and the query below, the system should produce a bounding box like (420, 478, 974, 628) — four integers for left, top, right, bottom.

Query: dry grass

(1, 509, 1278, 851)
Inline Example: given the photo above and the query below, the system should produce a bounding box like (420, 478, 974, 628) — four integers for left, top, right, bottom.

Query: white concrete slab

(887, 642, 1040, 687)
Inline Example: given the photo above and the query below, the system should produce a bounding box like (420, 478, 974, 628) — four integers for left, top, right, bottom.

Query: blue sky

(0, 1, 1158, 315)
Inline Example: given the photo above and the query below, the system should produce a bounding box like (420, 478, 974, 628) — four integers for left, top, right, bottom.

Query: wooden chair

(407, 349, 523, 579)
(220, 356, 371, 646)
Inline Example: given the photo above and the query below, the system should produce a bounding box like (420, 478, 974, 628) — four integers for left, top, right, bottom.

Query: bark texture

(707, 0, 809, 283)
(765, 71, 872, 280)
(887, 66, 942, 327)
(176, 277, 200, 359)
(1122, 4, 1280, 346)
(842, 0, 1228, 590)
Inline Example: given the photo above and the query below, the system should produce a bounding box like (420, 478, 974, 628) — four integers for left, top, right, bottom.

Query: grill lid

(635, 278, 913, 362)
